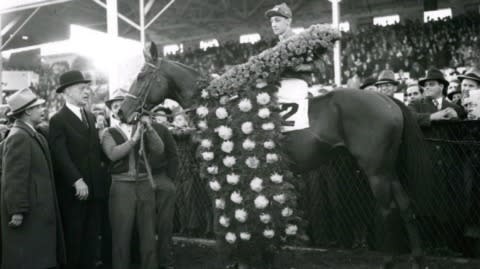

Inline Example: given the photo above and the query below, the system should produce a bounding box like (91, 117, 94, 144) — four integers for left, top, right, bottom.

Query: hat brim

(56, 79, 91, 93)
(447, 91, 461, 98)
(360, 83, 375, 89)
(265, 10, 290, 19)
(105, 97, 125, 109)
(374, 79, 399, 86)
(6, 98, 45, 117)
(418, 78, 449, 88)
(457, 74, 480, 83)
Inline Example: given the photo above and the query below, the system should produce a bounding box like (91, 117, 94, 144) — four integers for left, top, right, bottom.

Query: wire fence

(171, 120, 480, 258)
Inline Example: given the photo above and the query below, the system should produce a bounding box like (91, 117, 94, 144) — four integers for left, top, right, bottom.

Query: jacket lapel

(61, 106, 90, 134)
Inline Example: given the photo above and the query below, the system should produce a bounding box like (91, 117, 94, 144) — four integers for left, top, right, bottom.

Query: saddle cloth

(276, 78, 310, 132)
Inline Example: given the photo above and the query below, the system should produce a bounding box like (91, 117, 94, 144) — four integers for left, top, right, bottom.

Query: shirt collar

(65, 102, 83, 119)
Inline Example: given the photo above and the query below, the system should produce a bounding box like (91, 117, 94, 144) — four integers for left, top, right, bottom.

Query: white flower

(245, 157, 260, 169)
(263, 229, 275, 239)
(235, 209, 248, 223)
(215, 107, 228, 119)
(225, 232, 236, 244)
(200, 139, 212, 149)
(201, 152, 214, 161)
(254, 195, 269, 209)
(260, 213, 271, 224)
(266, 153, 279, 164)
(209, 180, 221, 191)
(215, 199, 225, 209)
(201, 89, 209, 99)
(226, 173, 240, 185)
(219, 216, 230, 227)
(240, 232, 251, 241)
(207, 166, 218, 175)
(230, 191, 243, 204)
(285, 224, 298, 235)
(258, 108, 271, 119)
(273, 194, 286, 204)
(223, 156, 236, 167)
(221, 140, 234, 153)
(270, 173, 283, 184)
(241, 122, 254, 135)
(263, 140, 275, 149)
(238, 99, 253, 112)
(197, 120, 208, 130)
(196, 106, 209, 118)
(250, 177, 263, 193)
(216, 126, 233, 140)
(256, 92, 271, 105)
(256, 81, 268, 89)
(262, 122, 275, 131)
(242, 139, 256, 151)
(282, 207, 293, 217)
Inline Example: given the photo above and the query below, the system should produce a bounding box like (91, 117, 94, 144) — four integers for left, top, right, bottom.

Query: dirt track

(172, 237, 480, 269)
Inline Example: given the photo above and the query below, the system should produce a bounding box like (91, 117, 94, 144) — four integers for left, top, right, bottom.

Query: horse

(119, 43, 433, 269)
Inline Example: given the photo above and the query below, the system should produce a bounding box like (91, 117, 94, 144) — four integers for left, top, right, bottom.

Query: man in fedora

(408, 68, 466, 127)
(375, 70, 399, 96)
(1, 88, 66, 268)
(48, 70, 108, 269)
(458, 67, 480, 93)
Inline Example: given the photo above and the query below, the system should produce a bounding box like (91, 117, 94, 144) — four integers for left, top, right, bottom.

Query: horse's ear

(143, 41, 159, 63)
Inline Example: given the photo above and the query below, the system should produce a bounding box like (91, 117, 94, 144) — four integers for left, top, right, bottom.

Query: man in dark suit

(409, 68, 467, 127)
(48, 71, 107, 269)
(1, 88, 66, 269)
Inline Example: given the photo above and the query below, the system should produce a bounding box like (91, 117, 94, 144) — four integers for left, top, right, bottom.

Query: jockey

(265, 3, 312, 131)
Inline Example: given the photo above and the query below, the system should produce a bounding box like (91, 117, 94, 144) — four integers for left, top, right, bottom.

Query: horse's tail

(392, 98, 435, 216)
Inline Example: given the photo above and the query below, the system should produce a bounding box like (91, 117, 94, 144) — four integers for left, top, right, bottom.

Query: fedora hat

(105, 88, 129, 109)
(265, 3, 292, 19)
(375, 70, 399, 86)
(458, 67, 480, 83)
(6, 88, 45, 117)
(418, 68, 449, 89)
(360, 77, 377, 89)
(56, 70, 91, 93)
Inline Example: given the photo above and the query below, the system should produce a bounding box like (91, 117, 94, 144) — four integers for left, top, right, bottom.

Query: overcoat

(1, 121, 66, 269)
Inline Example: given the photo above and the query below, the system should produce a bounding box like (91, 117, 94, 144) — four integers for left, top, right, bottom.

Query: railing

(171, 121, 480, 258)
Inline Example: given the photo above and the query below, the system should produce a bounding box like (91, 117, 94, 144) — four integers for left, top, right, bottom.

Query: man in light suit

(409, 68, 467, 127)
(1, 88, 65, 269)
(48, 70, 108, 269)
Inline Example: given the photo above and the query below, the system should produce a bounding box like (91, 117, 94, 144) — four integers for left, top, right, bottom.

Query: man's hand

(73, 178, 89, 200)
(140, 115, 153, 130)
(131, 123, 143, 143)
(430, 108, 458, 121)
(9, 214, 23, 227)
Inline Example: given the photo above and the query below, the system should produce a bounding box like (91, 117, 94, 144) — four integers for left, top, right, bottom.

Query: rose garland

(193, 24, 340, 261)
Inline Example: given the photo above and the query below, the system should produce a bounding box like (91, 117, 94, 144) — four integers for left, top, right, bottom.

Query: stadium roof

(0, 0, 416, 50)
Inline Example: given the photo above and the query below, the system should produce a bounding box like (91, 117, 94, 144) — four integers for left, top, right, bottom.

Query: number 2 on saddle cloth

(277, 78, 310, 132)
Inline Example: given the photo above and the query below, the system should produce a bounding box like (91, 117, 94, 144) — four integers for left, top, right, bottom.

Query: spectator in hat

(359, 77, 378, 91)
(1, 88, 66, 269)
(458, 67, 480, 93)
(102, 89, 165, 269)
(48, 70, 108, 269)
(405, 82, 423, 105)
(408, 68, 466, 127)
(375, 70, 399, 96)
(447, 79, 462, 105)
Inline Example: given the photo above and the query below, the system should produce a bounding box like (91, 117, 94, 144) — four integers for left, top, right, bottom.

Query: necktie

(81, 109, 90, 128)
(432, 99, 439, 110)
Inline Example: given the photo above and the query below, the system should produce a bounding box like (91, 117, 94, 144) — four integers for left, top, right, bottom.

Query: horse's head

(119, 42, 202, 123)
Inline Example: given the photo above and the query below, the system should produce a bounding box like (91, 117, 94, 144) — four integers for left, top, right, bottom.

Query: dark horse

(119, 43, 433, 269)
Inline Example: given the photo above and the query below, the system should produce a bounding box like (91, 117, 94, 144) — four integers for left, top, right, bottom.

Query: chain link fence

(171, 121, 480, 258)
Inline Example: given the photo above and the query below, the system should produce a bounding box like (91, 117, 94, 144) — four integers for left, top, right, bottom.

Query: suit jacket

(408, 97, 467, 127)
(1, 120, 66, 268)
(48, 105, 107, 200)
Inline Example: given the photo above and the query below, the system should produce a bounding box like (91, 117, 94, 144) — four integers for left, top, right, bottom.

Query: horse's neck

(161, 59, 201, 107)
